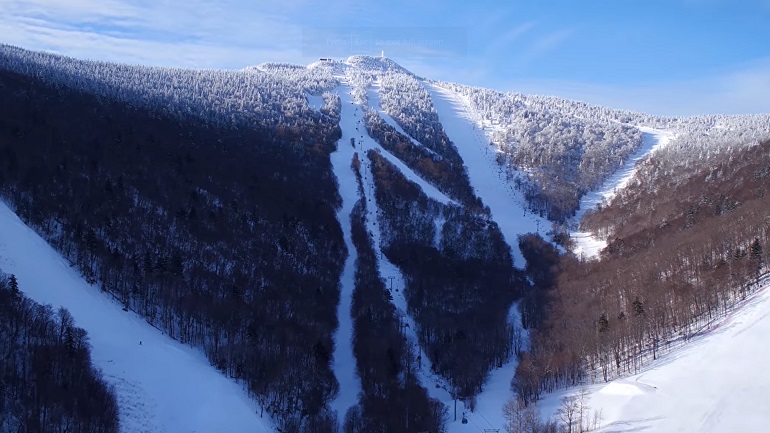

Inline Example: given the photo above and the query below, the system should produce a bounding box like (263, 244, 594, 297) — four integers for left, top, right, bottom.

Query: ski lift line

(467, 415, 486, 433)
(476, 409, 496, 429)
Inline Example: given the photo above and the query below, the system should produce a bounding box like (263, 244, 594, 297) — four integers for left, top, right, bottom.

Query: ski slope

(443, 303, 528, 433)
(0, 201, 272, 433)
(367, 83, 440, 157)
(328, 83, 364, 419)
(428, 83, 551, 267)
(571, 127, 674, 259)
(427, 83, 542, 431)
(538, 275, 770, 432)
(329, 78, 458, 413)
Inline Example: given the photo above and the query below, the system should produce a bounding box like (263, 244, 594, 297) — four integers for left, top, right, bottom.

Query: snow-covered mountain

(1, 44, 768, 433)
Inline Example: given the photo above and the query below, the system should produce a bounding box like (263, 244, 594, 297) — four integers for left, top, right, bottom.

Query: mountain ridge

(1, 43, 769, 433)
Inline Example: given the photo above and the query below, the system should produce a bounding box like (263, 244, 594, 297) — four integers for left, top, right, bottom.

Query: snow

(328, 84, 364, 419)
(538, 275, 770, 433)
(427, 83, 551, 267)
(306, 92, 325, 111)
(0, 201, 272, 433)
(444, 303, 528, 433)
(327, 72, 459, 421)
(367, 83, 439, 157)
(571, 127, 674, 259)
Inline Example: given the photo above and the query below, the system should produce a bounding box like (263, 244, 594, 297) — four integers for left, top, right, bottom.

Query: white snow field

(328, 82, 364, 419)
(428, 83, 552, 267)
(571, 127, 674, 259)
(538, 275, 770, 433)
(0, 201, 272, 433)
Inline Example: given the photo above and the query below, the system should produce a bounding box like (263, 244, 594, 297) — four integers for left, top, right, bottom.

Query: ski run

(571, 127, 674, 259)
(1, 52, 762, 433)
(537, 275, 770, 433)
(0, 201, 272, 433)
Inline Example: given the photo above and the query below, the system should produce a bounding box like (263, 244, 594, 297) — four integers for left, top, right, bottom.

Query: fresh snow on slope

(538, 275, 770, 433)
(367, 83, 439, 157)
(328, 84, 365, 419)
(428, 83, 551, 267)
(306, 92, 325, 111)
(415, 83, 536, 431)
(444, 303, 528, 433)
(571, 127, 674, 259)
(332, 77, 456, 406)
(0, 201, 272, 433)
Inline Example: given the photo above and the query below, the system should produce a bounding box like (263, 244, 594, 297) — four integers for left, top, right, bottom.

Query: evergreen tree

(9, 274, 19, 297)
(598, 314, 609, 333)
(632, 297, 645, 317)
(750, 238, 762, 262)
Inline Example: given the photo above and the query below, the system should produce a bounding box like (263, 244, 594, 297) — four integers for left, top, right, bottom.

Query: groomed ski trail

(0, 201, 272, 433)
(427, 83, 551, 267)
(571, 127, 674, 259)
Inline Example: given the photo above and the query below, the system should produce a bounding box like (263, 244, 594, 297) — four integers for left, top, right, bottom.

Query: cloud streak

(506, 58, 770, 116)
(0, 0, 307, 68)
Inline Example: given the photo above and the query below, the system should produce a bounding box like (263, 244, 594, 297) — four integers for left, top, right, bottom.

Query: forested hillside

(514, 139, 770, 403)
(0, 46, 345, 431)
(0, 273, 119, 433)
(433, 82, 643, 221)
(370, 150, 523, 400)
(4, 43, 770, 433)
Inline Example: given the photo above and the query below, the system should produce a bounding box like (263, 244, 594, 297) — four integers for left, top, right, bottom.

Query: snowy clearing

(538, 276, 770, 433)
(428, 83, 551, 267)
(571, 127, 674, 259)
(306, 92, 325, 111)
(0, 201, 272, 433)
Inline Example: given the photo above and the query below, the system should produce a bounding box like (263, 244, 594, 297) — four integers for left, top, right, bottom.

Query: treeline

(0, 273, 119, 433)
(364, 109, 479, 205)
(344, 188, 446, 432)
(377, 73, 479, 203)
(368, 150, 523, 400)
(0, 65, 345, 430)
(513, 140, 770, 403)
(433, 81, 643, 221)
(0, 45, 335, 132)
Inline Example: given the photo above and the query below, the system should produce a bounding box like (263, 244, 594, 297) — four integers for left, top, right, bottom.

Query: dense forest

(0, 273, 119, 433)
(433, 81, 643, 221)
(513, 139, 770, 403)
(343, 156, 446, 431)
(5, 43, 770, 432)
(0, 55, 345, 430)
(369, 150, 524, 401)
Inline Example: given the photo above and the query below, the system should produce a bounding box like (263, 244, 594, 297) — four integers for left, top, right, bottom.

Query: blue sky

(2, 0, 769, 115)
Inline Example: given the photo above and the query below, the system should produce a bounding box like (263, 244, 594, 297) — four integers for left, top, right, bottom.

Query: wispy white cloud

(0, 0, 311, 68)
(505, 58, 770, 116)
(503, 27, 575, 72)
